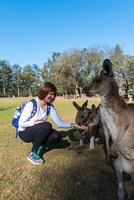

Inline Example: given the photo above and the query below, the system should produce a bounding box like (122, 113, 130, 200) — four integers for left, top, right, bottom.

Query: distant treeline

(0, 44, 134, 97)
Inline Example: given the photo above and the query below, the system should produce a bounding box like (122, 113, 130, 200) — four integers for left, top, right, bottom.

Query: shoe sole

(27, 157, 44, 165)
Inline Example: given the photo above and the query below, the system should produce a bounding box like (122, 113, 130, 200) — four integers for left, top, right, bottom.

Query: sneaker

(27, 152, 45, 165)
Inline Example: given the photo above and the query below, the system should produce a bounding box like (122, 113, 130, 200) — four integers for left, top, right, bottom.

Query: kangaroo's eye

(80, 115, 84, 118)
(96, 79, 102, 83)
(90, 116, 94, 121)
(94, 77, 102, 83)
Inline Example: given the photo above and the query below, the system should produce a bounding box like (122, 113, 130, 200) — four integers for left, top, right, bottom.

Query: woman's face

(44, 92, 55, 103)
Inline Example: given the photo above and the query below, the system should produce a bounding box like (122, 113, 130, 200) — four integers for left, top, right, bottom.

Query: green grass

(0, 97, 134, 200)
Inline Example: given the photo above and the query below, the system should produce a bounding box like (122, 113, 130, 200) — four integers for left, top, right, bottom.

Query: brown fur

(84, 59, 134, 200)
(73, 100, 100, 150)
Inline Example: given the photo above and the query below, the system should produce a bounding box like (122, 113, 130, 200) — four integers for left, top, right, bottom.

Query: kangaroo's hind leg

(113, 156, 126, 200)
(131, 172, 134, 182)
(89, 135, 95, 150)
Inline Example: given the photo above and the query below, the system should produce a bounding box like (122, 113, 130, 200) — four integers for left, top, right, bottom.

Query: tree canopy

(0, 45, 134, 97)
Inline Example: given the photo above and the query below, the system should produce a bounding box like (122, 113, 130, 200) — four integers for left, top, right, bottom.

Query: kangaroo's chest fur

(100, 104, 119, 142)
(100, 103, 134, 162)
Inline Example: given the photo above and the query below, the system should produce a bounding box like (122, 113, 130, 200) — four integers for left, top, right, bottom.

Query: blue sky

(0, 0, 133, 67)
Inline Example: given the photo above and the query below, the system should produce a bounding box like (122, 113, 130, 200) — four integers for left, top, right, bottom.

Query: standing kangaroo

(73, 100, 100, 150)
(84, 59, 134, 200)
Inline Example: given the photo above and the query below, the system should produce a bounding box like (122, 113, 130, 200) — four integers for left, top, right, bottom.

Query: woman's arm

(50, 105, 88, 130)
(50, 105, 72, 128)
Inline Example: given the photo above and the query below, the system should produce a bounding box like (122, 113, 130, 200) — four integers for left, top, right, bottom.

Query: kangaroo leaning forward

(84, 59, 134, 200)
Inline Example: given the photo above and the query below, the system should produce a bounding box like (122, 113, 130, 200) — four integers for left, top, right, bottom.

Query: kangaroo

(84, 59, 134, 200)
(73, 100, 100, 150)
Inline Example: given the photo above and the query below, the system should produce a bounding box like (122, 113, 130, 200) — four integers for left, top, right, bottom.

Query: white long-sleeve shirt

(18, 98, 72, 131)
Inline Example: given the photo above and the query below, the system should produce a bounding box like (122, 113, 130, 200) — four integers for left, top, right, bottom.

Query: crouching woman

(18, 82, 87, 165)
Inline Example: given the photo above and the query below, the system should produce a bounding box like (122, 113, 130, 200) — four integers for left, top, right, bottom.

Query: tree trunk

(3, 87, 6, 96)
(63, 90, 67, 98)
(125, 79, 129, 96)
(17, 85, 20, 97)
(29, 87, 32, 97)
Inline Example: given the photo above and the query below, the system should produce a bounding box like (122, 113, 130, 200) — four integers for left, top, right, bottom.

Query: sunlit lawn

(0, 97, 134, 200)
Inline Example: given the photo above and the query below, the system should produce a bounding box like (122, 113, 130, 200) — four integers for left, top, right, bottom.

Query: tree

(41, 61, 50, 82)
(12, 64, 22, 97)
(21, 65, 39, 96)
(0, 60, 12, 97)
(32, 64, 41, 96)
(109, 44, 128, 96)
(125, 56, 134, 93)
(41, 49, 104, 96)
(81, 48, 104, 87)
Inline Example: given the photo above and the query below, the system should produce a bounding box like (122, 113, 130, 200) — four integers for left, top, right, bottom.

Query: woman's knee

(47, 132, 60, 144)
(45, 122, 52, 130)
(51, 133, 59, 141)
(39, 122, 52, 132)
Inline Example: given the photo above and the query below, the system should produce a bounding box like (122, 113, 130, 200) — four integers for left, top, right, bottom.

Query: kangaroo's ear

(91, 104, 97, 112)
(82, 100, 88, 109)
(100, 59, 113, 77)
(73, 101, 81, 110)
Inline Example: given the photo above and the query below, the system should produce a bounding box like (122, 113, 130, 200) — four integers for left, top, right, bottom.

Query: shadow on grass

(26, 129, 120, 200)
(29, 150, 118, 200)
(43, 128, 105, 156)
(43, 128, 90, 154)
(24, 129, 134, 200)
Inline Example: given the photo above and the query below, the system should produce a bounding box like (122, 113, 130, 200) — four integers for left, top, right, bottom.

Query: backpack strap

(30, 99, 37, 118)
(16, 130, 19, 138)
(46, 103, 52, 116)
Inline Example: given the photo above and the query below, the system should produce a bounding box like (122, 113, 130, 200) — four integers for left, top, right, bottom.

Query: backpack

(12, 99, 51, 138)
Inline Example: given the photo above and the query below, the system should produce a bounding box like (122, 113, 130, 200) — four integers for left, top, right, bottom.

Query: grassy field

(0, 97, 134, 200)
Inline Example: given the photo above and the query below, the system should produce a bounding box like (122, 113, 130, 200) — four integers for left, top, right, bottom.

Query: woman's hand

(34, 119, 46, 125)
(72, 123, 89, 130)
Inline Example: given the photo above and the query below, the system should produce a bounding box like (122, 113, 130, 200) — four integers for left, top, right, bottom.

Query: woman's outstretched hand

(72, 123, 88, 130)
(34, 119, 46, 125)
